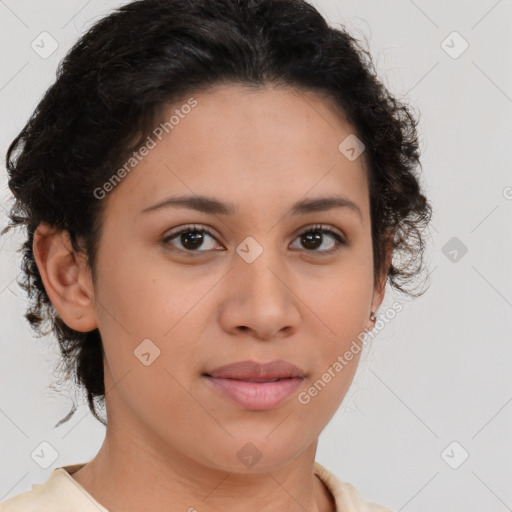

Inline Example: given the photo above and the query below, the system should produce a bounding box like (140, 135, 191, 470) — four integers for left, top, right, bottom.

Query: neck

(70, 425, 334, 512)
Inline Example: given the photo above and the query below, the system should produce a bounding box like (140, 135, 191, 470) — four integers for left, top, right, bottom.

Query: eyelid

(162, 224, 223, 251)
(162, 223, 347, 255)
(290, 223, 347, 255)
(293, 223, 346, 242)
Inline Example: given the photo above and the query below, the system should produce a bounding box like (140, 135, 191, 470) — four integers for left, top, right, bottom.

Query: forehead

(102, 83, 370, 223)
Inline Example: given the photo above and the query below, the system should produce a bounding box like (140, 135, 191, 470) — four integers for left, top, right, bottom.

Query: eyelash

(162, 223, 346, 256)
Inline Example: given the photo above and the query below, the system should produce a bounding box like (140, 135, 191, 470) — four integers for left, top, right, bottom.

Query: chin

(199, 434, 311, 474)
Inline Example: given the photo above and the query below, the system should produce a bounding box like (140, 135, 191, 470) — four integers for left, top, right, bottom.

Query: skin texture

(33, 83, 390, 512)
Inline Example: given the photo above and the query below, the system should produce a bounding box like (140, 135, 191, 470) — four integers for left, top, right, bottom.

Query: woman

(0, 0, 432, 510)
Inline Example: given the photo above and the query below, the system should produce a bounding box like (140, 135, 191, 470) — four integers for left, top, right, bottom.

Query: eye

(162, 224, 223, 254)
(290, 224, 346, 255)
(162, 223, 347, 256)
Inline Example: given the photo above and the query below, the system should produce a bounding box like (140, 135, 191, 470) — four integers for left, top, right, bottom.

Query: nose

(217, 244, 301, 341)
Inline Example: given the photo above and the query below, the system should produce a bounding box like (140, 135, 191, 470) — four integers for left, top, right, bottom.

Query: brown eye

(162, 223, 346, 256)
(163, 225, 222, 254)
(291, 225, 346, 254)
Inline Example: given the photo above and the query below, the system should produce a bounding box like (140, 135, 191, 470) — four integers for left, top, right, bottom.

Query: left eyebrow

(139, 194, 363, 222)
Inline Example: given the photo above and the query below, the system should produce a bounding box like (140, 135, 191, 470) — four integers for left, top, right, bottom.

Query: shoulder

(0, 463, 107, 512)
(0, 482, 52, 512)
(0, 478, 55, 512)
(314, 461, 395, 512)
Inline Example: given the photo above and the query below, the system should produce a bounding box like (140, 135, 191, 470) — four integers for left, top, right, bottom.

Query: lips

(204, 359, 307, 380)
(203, 360, 306, 410)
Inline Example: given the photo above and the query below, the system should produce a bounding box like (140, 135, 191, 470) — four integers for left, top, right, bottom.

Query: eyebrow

(140, 194, 362, 221)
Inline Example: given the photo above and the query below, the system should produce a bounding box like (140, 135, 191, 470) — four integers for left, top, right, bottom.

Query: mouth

(203, 375, 304, 410)
(202, 359, 306, 410)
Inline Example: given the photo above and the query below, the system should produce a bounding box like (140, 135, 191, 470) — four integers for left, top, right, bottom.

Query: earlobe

(367, 283, 385, 331)
(32, 222, 98, 332)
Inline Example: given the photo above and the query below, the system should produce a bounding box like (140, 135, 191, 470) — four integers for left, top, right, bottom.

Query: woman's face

(88, 83, 385, 472)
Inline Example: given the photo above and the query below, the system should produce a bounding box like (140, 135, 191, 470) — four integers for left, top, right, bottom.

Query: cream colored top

(0, 461, 395, 512)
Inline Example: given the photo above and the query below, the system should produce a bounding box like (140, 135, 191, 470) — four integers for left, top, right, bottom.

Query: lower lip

(204, 376, 304, 410)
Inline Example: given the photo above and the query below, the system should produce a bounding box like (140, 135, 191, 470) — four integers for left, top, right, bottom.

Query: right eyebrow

(139, 193, 363, 223)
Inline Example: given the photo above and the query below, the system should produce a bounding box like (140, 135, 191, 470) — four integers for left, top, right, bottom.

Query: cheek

(93, 257, 201, 426)
(93, 249, 215, 388)
(300, 257, 373, 338)
(297, 255, 372, 401)
(294, 349, 362, 437)
(318, 300, 370, 390)
(94, 244, 204, 339)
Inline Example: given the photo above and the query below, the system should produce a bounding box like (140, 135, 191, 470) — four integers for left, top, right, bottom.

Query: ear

(367, 231, 394, 328)
(32, 222, 98, 332)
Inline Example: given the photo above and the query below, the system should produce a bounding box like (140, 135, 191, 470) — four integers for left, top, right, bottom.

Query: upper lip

(204, 359, 307, 380)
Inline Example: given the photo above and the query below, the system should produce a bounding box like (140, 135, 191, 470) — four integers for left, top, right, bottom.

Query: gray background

(1, 1, 511, 510)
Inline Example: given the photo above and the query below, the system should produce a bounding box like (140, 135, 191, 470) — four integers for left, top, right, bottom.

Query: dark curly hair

(2, 0, 433, 427)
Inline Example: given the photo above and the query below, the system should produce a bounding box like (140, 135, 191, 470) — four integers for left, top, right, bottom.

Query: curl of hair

(2, 0, 433, 425)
